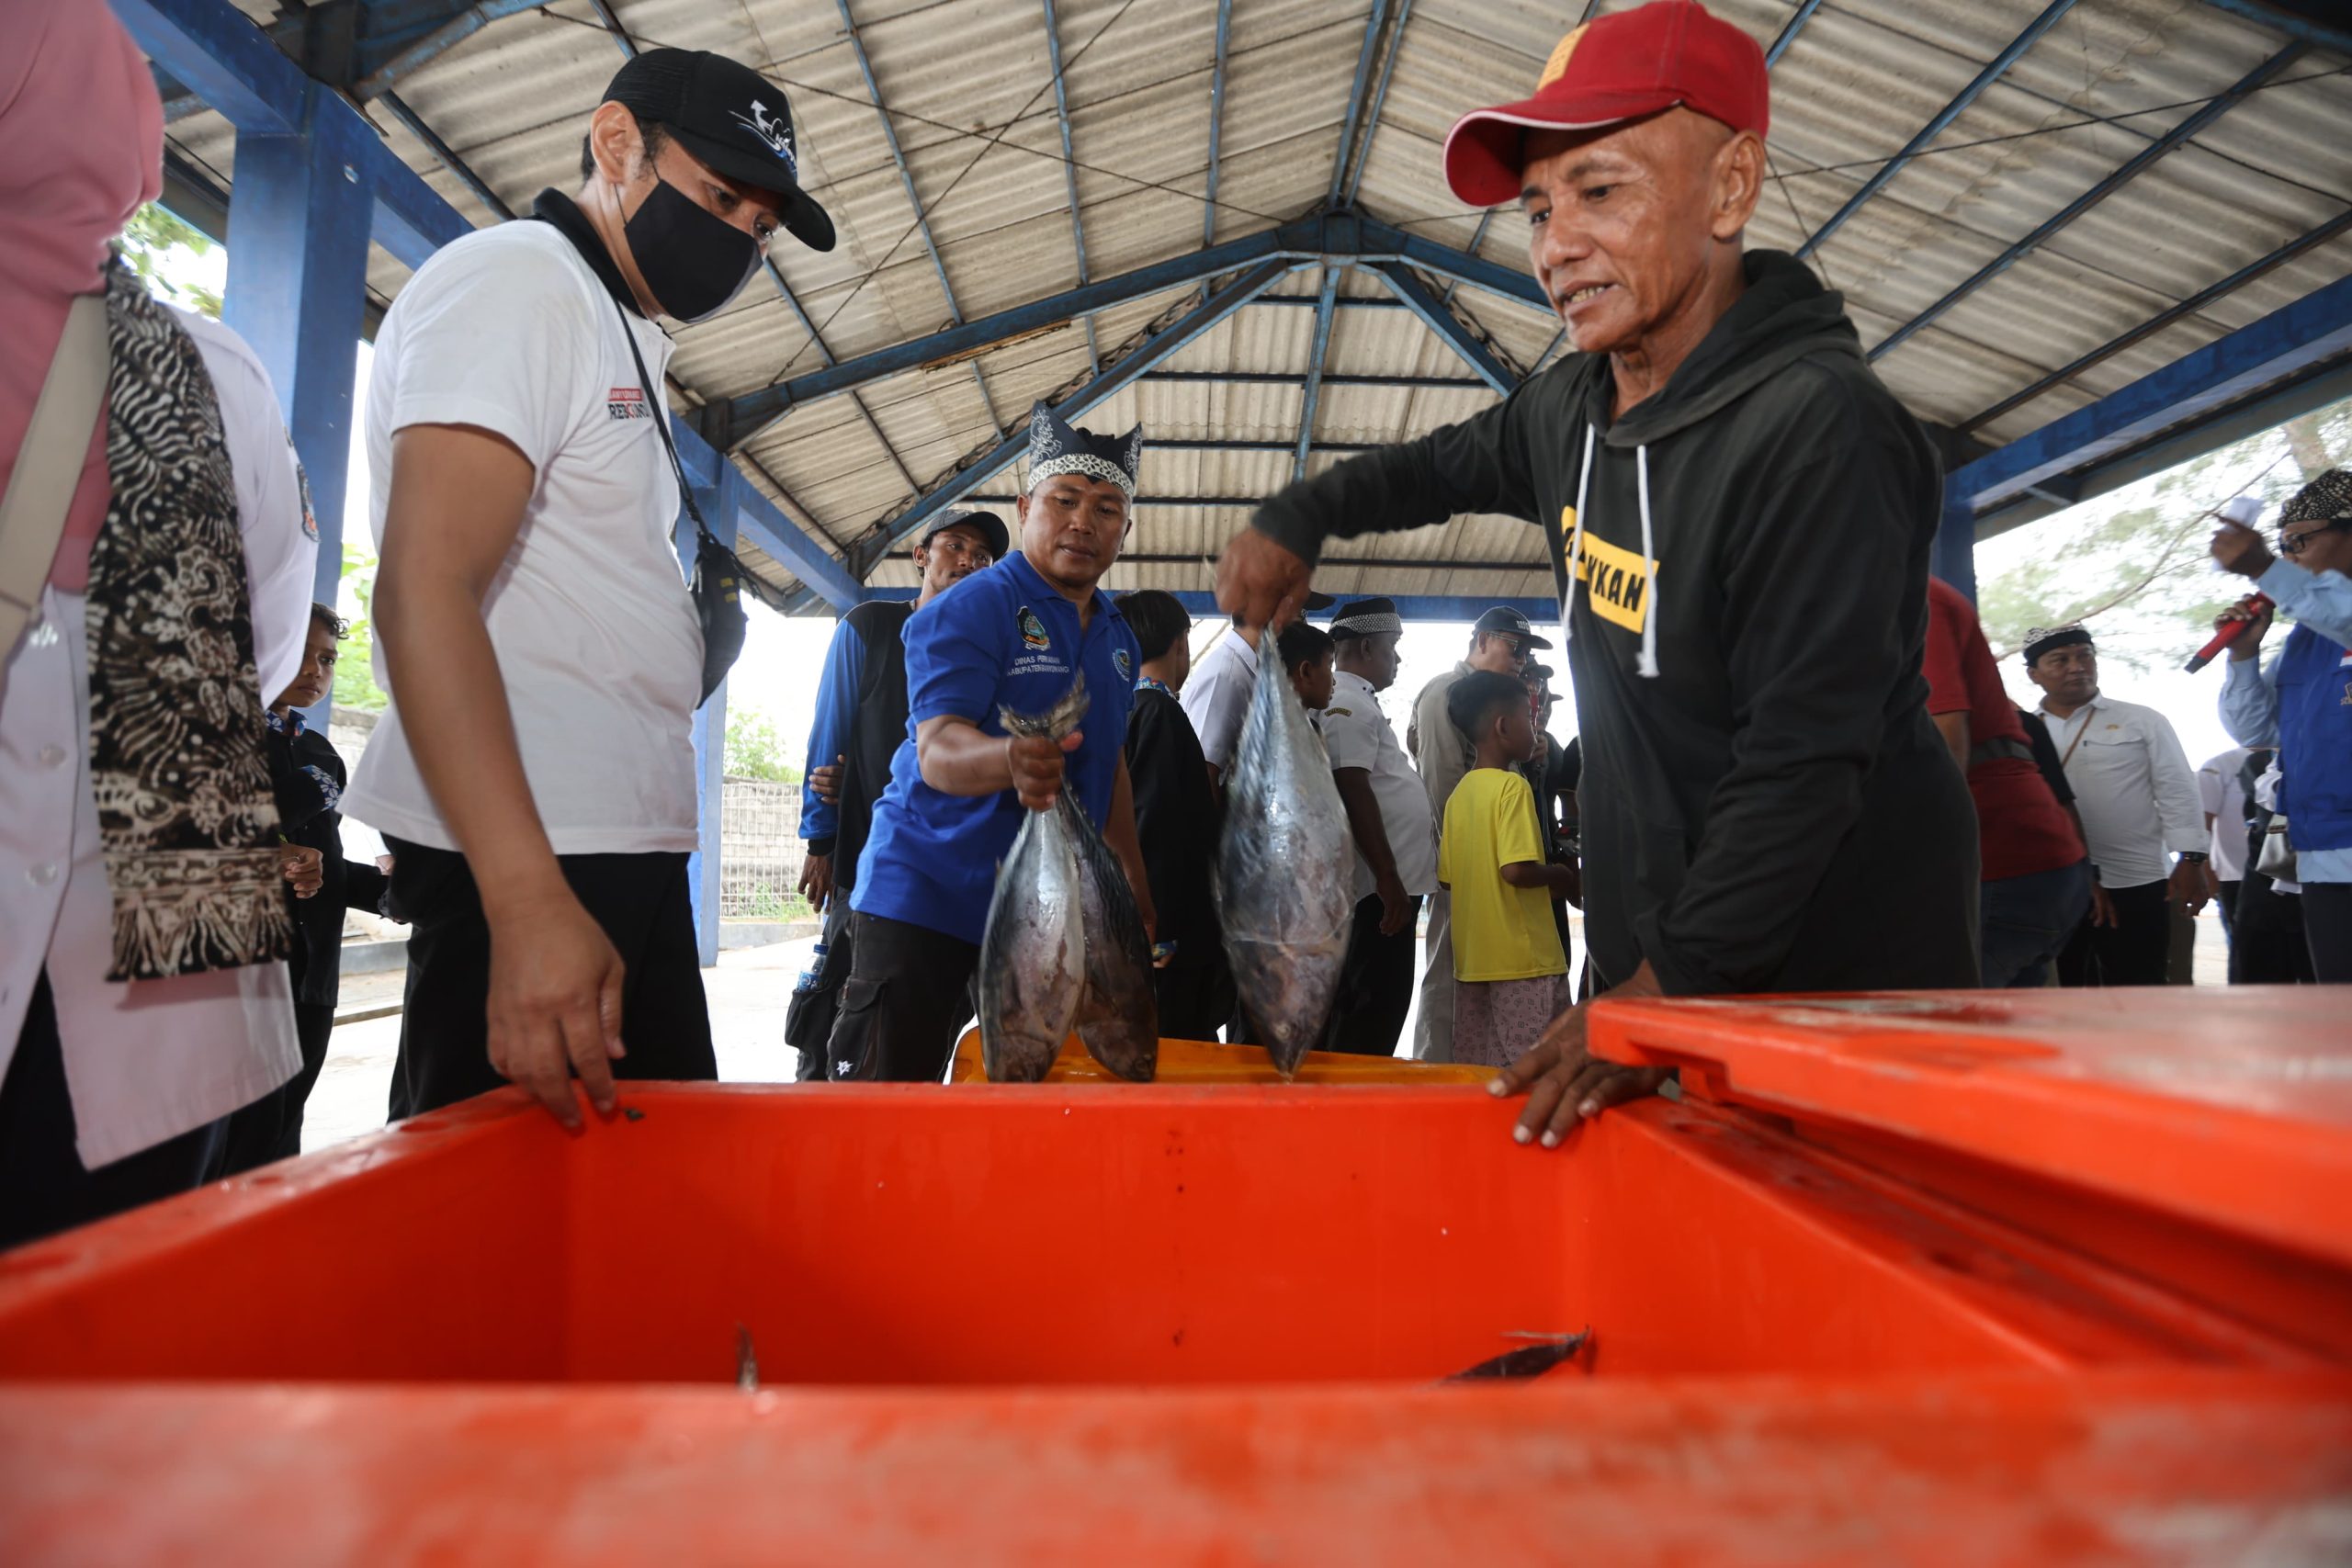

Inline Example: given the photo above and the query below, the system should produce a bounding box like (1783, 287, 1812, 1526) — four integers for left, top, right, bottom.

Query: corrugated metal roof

(154, 0, 2351, 608)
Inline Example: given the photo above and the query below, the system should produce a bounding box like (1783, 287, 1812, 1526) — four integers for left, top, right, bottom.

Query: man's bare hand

(798, 851, 834, 912)
(2168, 858, 2211, 918)
(2089, 881, 2118, 928)
(1375, 869, 1410, 936)
(810, 756, 843, 807)
(485, 888, 626, 1130)
(1009, 731, 1083, 813)
(2210, 521, 2274, 580)
(1488, 962, 1669, 1146)
(277, 844, 324, 899)
(1214, 529, 1314, 631)
(2212, 596, 2273, 660)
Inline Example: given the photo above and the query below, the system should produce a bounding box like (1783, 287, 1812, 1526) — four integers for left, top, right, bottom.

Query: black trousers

(824, 912, 979, 1082)
(785, 896, 856, 1082)
(2216, 880, 2240, 946)
(2233, 871, 2316, 985)
(384, 840, 716, 1121)
(1324, 893, 1422, 1056)
(219, 1000, 334, 1174)
(1154, 959, 1236, 1044)
(2305, 882, 2352, 984)
(2057, 879, 2172, 987)
(0, 973, 227, 1251)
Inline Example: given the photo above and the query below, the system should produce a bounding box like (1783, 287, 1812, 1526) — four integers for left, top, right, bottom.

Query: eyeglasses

(2280, 522, 2346, 557)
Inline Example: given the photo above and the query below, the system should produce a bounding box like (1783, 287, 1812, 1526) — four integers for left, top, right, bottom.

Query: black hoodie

(1256, 253, 1978, 997)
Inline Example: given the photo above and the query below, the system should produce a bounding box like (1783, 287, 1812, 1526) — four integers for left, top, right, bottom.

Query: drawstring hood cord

(1566, 423, 1660, 680)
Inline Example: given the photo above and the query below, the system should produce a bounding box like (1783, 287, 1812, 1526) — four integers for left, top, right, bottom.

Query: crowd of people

(4, 0, 2346, 1253)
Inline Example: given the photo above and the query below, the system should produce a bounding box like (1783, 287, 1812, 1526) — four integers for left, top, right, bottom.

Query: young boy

(1438, 670, 1576, 1068)
(1116, 591, 1232, 1040)
(1277, 621, 1336, 716)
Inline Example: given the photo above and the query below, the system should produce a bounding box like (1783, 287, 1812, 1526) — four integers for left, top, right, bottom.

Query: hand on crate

(486, 886, 627, 1129)
(1490, 960, 1670, 1148)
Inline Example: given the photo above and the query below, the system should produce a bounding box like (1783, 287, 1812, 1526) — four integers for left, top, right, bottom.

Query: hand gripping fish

(1216, 637, 1352, 1077)
(977, 682, 1090, 1082)
(1059, 789, 1159, 1082)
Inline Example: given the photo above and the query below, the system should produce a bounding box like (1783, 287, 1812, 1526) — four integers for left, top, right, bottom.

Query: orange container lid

(947, 1031, 1498, 1085)
(1587, 987, 2352, 1268)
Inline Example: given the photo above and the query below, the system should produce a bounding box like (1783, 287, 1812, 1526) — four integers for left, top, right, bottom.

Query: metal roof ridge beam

(2195, 0, 2352, 54)
(1342, 0, 1414, 207)
(700, 224, 1303, 448)
(1372, 263, 1518, 394)
(1797, 0, 2079, 260)
(1948, 269, 2352, 516)
(1295, 268, 1343, 483)
(1765, 0, 1828, 67)
(1442, 209, 1499, 307)
(1959, 203, 2352, 435)
(1203, 0, 1234, 264)
(1040, 0, 1098, 377)
(1869, 41, 2306, 364)
(837, 0, 966, 326)
(1330, 0, 1396, 207)
(843, 258, 1297, 581)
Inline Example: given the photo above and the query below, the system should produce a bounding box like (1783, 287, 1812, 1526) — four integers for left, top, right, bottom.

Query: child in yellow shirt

(1438, 671, 1576, 1067)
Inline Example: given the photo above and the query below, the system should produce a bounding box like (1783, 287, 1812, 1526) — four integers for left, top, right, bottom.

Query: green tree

(725, 706, 800, 784)
(333, 538, 390, 713)
(119, 205, 222, 318)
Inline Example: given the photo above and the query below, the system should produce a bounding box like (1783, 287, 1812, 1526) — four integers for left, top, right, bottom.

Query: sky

(147, 212, 2265, 785)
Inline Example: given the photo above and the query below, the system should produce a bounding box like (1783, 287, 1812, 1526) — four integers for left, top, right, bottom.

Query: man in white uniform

(346, 49, 833, 1127)
(2023, 624, 2208, 986)
(2197, 745, 2254, 951)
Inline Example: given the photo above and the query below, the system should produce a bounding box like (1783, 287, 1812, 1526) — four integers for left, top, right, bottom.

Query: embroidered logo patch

(1018, 607, 1050, 651)
(607, 387, 650, 421)
(1114, 648, 1132, 681)
(1536, 26, 1589, 91)
(1566, 516, 1661, 635)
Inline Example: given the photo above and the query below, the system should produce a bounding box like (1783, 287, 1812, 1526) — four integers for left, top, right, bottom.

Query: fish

(1215, 635, 1353, 1077)
(1442, 1328, 1592, 1383)
(976, 680, 1091, 1082)
(1060, 791, 1159, 1082)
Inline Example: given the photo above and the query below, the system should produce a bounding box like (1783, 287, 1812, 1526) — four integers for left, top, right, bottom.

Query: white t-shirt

(2197, 746, 2253, 883)
(1321, 670, 1438, 900)
(1180, 627, 1257, 773)
(344, 220, 703, 854)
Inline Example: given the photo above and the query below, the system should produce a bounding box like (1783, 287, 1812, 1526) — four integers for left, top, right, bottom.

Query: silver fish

(1216, 636, 1351, 1077)
(1059, 792, 1159, 1082)
(976, 680, 1090, 1082)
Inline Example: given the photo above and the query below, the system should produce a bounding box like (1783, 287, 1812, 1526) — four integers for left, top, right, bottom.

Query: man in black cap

(1404, 607, 1548, 1062)
(345, 50, 833, 1127)
(786, 510, 1007, 1077)
(825, 405, 1155, 1082)
(1319, 600, 1436, 1056)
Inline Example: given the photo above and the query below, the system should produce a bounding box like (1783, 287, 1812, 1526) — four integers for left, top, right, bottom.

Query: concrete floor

(300, 907, 2234, 1156)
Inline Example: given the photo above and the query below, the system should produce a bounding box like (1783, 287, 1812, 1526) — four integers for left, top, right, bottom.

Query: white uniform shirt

(2041, 694, 2204, 890)
(1180, 627, 1258, 775)
(2197, 746, 2254, 883)
(1320, 670, 1437, 900)
(0, 308, 311, 1167)
(343, 220, 702, 855)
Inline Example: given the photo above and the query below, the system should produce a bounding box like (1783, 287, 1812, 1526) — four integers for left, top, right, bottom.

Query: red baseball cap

(1442, 1, 1769, 208)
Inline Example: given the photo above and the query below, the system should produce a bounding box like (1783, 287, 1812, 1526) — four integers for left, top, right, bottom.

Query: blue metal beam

(701, 212, 1548, 446)
(1766, 0, 1829, 66)
(2196, 0, 2352, 55)
(1341, 0, 1413, 207)
(377, 89, 514, 221)
(834, 0, 1000, 435)
(670, 424, 866, 610)
(1871, 42, 2305, 363)
(843, 259, 1302, 581)
(1443, 209, 1498, 307)
(1948, 270, 2352, 520)
(1797, 0, 2078, 260)
(112, 0, 300, 130)
(1959, 203, 2352, 435)
(1203, 0, 1233, 257)
(1374, 263, 1516, 395)
(1040, 0, 1099, 376)
(1329, 0, 1395, 207)
(350, 0, 546, 98)
(1295, 269, 1342, 483)
(867, 587, 1563, 626)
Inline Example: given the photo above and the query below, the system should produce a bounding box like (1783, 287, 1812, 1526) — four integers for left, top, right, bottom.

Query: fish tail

(1000, 674, 1090, 740)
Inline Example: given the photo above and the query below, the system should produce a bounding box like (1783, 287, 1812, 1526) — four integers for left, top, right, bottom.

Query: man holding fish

(823, 404, 1157, 1083)
(1216, 0, 1978, 1133)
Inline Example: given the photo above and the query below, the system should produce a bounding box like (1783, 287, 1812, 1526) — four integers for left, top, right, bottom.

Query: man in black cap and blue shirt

(824, 405, 1156, 1083)
(345, 49, 833, 1127)
(786, 509, 1008, 1077)
(1407, 607, 1548, 1062)
(1215, 0, 1978, 1140)
(1320, 599, 1437, 1056)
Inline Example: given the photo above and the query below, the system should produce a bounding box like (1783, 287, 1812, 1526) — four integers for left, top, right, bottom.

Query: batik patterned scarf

(84, 259, 290, 980)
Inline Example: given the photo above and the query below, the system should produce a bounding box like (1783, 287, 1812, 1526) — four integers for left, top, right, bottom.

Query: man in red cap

(1216, 0, 1977, 1139)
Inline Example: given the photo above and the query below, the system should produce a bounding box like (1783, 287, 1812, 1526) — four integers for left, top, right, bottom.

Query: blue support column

(222, 81, 375, 611)
(677, 475, 741, 968)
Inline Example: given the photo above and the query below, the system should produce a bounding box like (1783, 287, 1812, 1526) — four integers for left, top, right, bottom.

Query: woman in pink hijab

(1, 0, 319, 1248)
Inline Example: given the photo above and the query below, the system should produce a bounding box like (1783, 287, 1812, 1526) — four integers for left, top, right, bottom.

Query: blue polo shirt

(852, 551, 1141, 945)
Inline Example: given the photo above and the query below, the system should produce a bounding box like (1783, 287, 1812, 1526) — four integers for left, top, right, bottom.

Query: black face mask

(623, 176, 763, 323)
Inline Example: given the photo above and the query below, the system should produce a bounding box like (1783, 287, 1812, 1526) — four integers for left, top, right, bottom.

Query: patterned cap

(1025, 402, 1144, 498)
(2022, 622, 2093, 667)
(2281, 468, 2351, 526)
